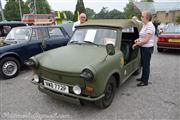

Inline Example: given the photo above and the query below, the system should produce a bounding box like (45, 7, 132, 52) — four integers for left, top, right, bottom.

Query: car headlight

(73, 85, 81, 95)
(24, 59, 39, 68)
(80, 69, 94, 81)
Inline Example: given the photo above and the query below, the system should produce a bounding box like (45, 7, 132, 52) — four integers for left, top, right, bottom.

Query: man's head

(141, 11, 152, 24)
(79, 13, 87, 24)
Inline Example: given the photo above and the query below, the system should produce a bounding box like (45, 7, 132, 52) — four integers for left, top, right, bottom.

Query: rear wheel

(95, 76, 116, 109)
(0, 57, 20, 79)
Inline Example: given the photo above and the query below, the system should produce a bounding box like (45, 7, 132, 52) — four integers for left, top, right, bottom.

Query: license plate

(168, 39, 180, 42)
(44, 80, 69, 93)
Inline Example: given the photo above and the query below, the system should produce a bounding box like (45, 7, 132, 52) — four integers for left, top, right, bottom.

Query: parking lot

(0, 48, 180, 120)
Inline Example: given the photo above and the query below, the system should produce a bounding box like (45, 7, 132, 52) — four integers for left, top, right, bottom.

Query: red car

(157, 25, 180, 52)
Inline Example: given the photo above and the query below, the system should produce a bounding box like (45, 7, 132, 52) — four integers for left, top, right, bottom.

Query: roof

(134, 2, 180, 14)
(78, 19, 142, 31)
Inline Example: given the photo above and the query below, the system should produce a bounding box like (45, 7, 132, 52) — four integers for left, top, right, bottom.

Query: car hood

(36, 44, 107, 73)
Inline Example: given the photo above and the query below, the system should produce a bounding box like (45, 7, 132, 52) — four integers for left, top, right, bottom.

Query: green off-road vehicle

(27, 19, 142, 109)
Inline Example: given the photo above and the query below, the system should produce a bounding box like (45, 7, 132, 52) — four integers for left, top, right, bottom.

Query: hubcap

(2, 61, 18, 76)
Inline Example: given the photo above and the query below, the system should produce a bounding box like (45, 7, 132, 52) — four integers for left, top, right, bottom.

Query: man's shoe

(136, 78, 142, 81)
(137, 82, 148, 87)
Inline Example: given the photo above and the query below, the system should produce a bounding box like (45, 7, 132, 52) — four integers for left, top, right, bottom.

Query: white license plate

(44, 80, 69, 94)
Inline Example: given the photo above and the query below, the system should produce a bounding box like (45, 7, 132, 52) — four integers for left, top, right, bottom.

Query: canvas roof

(78, 19, 142, 30)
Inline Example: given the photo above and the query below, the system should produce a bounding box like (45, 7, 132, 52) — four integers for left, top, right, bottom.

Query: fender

(0, 52, 23, 64)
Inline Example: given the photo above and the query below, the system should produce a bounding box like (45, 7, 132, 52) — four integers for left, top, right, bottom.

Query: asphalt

(0, 48, 179, 120)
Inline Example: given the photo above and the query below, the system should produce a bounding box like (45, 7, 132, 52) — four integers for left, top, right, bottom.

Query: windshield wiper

(83, 41, 99, 46)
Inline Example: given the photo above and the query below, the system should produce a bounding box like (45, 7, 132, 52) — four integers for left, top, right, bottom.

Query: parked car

(27, 19, 142, 109)
(157, 24, 180, 52)
(0, 24, 72, 79)
(0, 21, 27, 46)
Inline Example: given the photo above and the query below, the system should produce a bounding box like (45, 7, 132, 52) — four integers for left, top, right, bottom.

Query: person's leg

(141, 47, 153, 84)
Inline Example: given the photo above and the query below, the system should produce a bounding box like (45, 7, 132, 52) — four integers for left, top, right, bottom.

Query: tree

(62, 11, 74, 21)
(123, 0, 140, 19)
(4, 0, 29, 21)
(73, 0, 86, 21)
(106, 9, 125, 19)
(26, 0, 51, 14)
(95, 7, 109, 19)
(85, 8, 96, 19)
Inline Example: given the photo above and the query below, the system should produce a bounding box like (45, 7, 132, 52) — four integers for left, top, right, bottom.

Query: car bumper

(157, 42, 180, 50)
(38, 83, 105, 102)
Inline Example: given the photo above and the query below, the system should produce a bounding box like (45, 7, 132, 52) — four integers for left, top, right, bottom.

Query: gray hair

(144, 11, 152, 21)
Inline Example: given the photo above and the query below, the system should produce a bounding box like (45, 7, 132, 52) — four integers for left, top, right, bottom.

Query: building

(134, 2, 180, 23)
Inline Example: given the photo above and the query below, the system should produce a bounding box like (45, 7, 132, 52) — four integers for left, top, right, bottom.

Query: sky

(1, 0, 180, 13)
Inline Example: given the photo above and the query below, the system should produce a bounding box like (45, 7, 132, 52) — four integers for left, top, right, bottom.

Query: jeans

(140, 47, 154, 84)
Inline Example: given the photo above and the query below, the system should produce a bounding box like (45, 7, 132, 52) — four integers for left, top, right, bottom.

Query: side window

(37, 28, 49, 41)
(31, 29, 37, 41)
(3, 26, 12, 35)
(48, 28, 65, 39)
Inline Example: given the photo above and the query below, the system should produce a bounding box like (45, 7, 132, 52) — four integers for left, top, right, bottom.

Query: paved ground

(0, 49, 180, 120)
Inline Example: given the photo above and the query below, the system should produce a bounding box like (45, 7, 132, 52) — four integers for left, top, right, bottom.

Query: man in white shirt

(72, 13, 87, 31)
(133, 11, 155, 86)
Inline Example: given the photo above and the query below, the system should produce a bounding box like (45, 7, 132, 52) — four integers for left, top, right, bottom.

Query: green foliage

(73, 0, 86, 21)
(176, 15, 180, 24)
(4, 0, 29, 21)
(26, 0, 51, 14)
(62, 11, 74, 21)
(106, 9, 125, 19)
(85, 8, 96, 19)
(95, 7, 108, 19)
(95, 7, 125, 19)
(123, 0, 140, 19)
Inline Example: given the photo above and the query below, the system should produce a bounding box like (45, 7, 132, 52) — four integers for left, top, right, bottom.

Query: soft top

(78, 19, 142, 31)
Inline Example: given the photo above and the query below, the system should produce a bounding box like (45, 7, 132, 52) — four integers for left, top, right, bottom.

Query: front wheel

(0, 57, 20, 79)
(95, 76, 116, 109)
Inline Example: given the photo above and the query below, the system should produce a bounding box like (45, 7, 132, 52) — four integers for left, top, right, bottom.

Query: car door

(46, 27, 69, 50)
(119, 28, 138, 82)
(25, 28, 44, 59)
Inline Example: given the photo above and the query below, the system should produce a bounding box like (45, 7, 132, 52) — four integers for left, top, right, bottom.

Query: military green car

(27, 19, 142, 109)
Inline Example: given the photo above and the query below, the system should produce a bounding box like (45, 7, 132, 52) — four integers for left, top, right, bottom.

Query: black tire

(0, 57, 20, 79)
(157, 48, 163, 52)
(95, 76, 116, 109)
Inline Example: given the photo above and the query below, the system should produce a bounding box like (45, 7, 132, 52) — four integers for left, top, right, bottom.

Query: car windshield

(164, 25, 180, 33)
(70, 28, 117, 46)
(5, 27, 31, 41)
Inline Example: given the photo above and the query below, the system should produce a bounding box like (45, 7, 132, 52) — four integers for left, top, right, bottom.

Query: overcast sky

(1, 0, 179, 13)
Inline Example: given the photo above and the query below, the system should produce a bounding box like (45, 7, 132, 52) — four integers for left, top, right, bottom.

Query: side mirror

(106, 44, 115, 55)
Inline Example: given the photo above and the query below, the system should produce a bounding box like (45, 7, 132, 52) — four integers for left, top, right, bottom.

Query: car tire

(157, 48, 163, 52)
(0, 57, 20, 79)
(95, 76, 116, 109)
